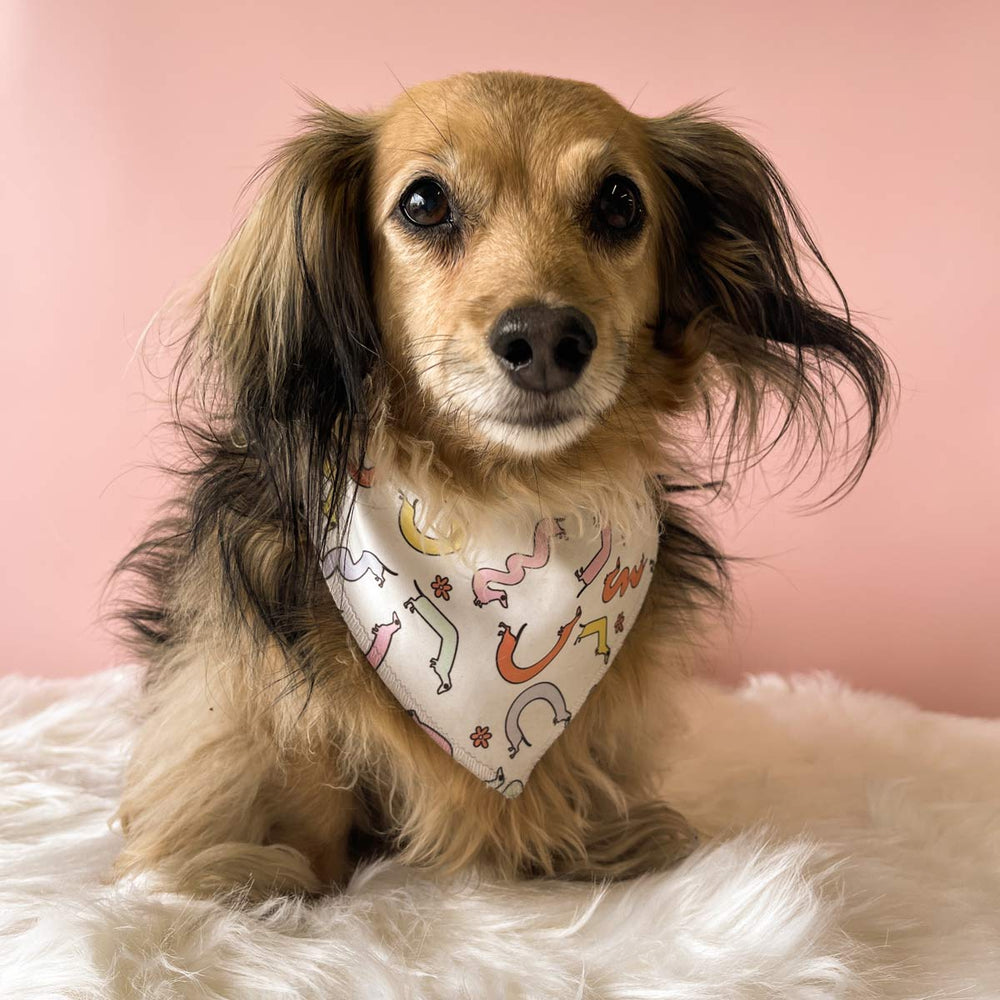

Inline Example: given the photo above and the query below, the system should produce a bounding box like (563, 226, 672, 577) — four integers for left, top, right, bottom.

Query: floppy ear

(645, 107, 892, 499)
(190, 101, 380, 535)
(160, 101, 381, 669)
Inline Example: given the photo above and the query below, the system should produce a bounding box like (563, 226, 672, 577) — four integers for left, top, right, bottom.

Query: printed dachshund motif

(365, 611, 401, 670)
(348, 463, 375, 488)
(575, 525, 612, 596)
(398, 496, 460, 556)
(500, 779, 524, 799)
(504, 682, 572, 759)
(495, 606, 583, 683)
(574, 616, 611, 664)
(601, 554, 648, 602)
(322, 546, 398, 588)
(406, 709, 453, 756)
(403, 580, 459, 694)
(472, 518, 566, 608)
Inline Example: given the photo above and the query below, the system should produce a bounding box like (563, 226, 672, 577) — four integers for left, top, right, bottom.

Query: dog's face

(194, 71, 888, 537)
(370, 75, 663, 456)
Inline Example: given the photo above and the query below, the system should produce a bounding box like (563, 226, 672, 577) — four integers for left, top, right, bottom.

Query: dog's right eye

(400, 178, 451, 227)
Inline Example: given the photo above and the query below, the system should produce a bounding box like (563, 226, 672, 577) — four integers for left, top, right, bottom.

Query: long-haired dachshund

(113, 71, 891, 901)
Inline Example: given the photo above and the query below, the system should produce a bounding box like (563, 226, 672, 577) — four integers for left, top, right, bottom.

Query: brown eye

(400, 177, 450, 227)
(594, 174, 642, 234)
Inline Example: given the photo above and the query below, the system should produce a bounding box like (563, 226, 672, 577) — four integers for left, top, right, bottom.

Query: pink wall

(3, 0, 997, 715)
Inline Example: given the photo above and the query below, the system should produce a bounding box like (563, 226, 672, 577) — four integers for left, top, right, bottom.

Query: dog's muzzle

(489, 304, 596, 394)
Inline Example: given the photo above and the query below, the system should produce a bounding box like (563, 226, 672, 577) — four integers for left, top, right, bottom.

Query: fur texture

(2, 668, 998, 999)
(111, 71, 891, 895)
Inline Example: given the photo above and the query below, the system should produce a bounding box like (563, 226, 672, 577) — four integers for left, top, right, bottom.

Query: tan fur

(113, 71, 889, 900)
(117, 557, 696, 894)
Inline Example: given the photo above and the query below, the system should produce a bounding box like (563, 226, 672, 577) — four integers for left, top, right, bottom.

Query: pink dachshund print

(601, 554, 647, 603)
(406, 709, 453, 756)
(472, 517, 566, 608)
(495, 606, 583, 684)
(575, 525, 612, 596)
(365, 611, 401, 669)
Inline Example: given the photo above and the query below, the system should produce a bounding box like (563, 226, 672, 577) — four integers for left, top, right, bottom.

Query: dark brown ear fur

(646, 107, 893, 499)
(116, 103, 380, 690)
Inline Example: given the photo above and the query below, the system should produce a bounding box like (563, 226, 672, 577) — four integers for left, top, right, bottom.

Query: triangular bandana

(317, 471, 659, 797)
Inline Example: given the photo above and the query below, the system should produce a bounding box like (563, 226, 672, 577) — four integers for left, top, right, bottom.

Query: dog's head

(369, 75, 666, 458)
(190, 71, 890, 530)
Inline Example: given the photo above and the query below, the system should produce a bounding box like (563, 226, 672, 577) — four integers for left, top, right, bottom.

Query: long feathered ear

(191, 101, 379, 521)
(163, 102, 380, 668)
(645, 107, 893, 501)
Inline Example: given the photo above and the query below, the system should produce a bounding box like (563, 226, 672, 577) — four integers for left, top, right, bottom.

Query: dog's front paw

(144, 843, 326, 905)
(562, 800, 699, 881)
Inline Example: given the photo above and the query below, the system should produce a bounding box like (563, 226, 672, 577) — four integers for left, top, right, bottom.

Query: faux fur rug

(1, 668, 998, 999)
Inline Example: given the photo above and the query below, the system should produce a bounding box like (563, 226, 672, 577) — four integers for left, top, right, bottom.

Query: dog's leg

(262, 752, 359, 887)
(114, 661, 356, 903)
(381, 719, 698, 881)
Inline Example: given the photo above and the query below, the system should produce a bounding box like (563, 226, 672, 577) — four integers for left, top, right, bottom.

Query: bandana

(317, 471, 658, 797)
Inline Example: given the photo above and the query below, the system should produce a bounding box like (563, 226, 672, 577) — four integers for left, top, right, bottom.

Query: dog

(112, 71, 891, 901)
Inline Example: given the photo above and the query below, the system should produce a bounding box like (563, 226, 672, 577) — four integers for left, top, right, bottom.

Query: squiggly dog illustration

(398, 496, 460, 556)
(365, 611, 401, 669)
(322, 546, 398, 588)
(504, 682, 572, 759)
(472, 517, 566, 608)
(495, 606, 582, 683)
(406, 709, 453, 756)
(575, 525, 612, 596)
(403, 581, 459, 693)
(500, 779, 524, 798)
(574, 616, 611, 663)
(601, 554, 648, 602)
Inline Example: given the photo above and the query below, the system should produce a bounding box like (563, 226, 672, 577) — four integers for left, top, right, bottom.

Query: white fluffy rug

(1, 668, 998, 999)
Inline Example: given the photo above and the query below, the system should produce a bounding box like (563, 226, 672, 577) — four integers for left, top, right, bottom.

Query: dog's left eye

(400, 178, 451, 227)
(593, 174, 643, 235)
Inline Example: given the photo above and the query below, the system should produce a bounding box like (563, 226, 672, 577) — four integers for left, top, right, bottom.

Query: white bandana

(317, 471, 658, 797)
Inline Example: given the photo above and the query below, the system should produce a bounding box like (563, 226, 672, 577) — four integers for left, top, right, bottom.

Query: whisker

(385, 64, 450, 148)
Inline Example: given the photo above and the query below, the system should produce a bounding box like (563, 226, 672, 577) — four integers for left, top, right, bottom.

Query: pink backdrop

(3, 1, 997, 715)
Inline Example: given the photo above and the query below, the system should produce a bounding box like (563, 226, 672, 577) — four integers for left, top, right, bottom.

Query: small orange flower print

(470, 725, 492, 749)
(430, 574, 452, 600)
(614, 612, 625, 634)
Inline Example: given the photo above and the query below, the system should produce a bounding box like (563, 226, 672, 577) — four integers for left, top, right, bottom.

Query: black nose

(489, 304, 597, 393)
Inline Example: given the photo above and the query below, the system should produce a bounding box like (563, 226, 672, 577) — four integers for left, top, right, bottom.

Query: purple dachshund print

(365, 611, 401, 669)
(504, 681, 572, 759)
(575, 525, 612, 596)
(472, 517, 566, 608)
(323, 545, 398, 588)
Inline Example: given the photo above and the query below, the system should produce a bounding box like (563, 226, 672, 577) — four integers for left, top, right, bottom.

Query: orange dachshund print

(601, 555, 647, 603)
(495, 606, 583, 683)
